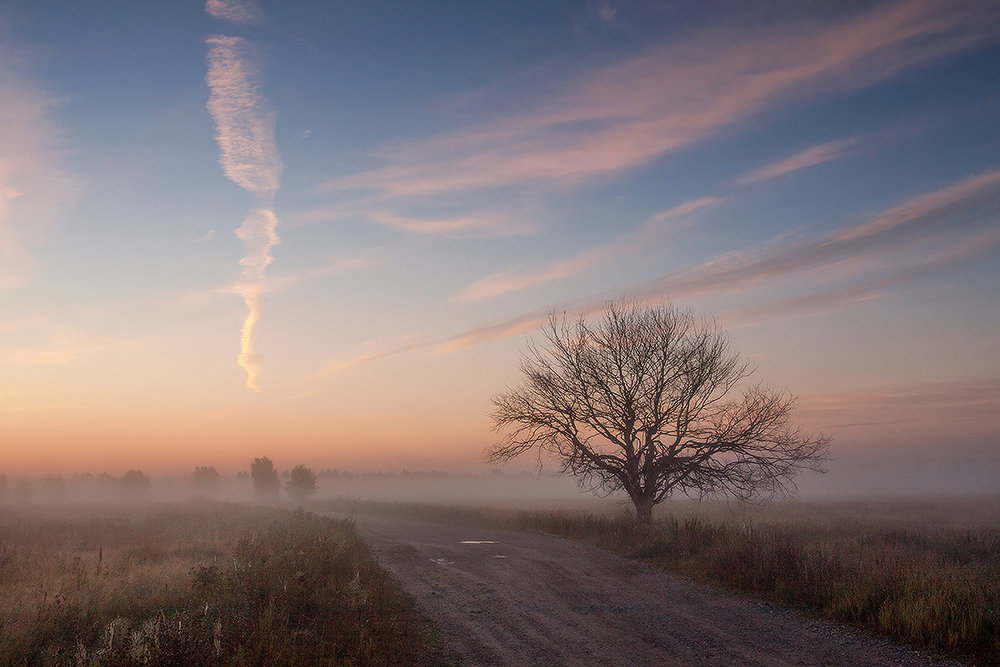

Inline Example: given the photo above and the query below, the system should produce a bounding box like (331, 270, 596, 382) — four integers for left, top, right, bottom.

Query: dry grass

(319, 496, 1000, 665)
(0, 501, 451, 666)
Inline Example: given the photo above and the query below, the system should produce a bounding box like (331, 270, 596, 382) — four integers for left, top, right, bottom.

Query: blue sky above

(1, 0, 998, 490)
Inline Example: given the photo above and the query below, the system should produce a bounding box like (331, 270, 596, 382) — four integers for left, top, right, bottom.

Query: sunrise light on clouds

(0, 0, 998, 494)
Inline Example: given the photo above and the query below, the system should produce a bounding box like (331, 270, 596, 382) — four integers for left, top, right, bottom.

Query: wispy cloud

(596, 3, 617, 23)
(719, 226, 1000, 328)
(205, 0, 265, 25)
(454, 196, 721, 302)
(630, 169, 1000, 303)
(179, 250, 385, 304)
(0, 38, 74, 290)
(440, 168, 1000, 350)
(796, 376, 1000, 430)
(205, 33, 283, 391)
(323, 1, 997, 198)
(309, 183, 999, 367)
(441, 317, 545, 353)
(734, 138, 857, 185)
(317, 334, 426, 377)
(0, 327, 133, 366)
(205, 36, 281, 195)
(367, 210, 537, 239)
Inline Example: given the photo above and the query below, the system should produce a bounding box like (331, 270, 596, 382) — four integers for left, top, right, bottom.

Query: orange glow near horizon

(1, 2, 999, 496)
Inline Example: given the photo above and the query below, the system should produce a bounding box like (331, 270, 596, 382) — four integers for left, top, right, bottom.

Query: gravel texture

(354, 511, 967, 667)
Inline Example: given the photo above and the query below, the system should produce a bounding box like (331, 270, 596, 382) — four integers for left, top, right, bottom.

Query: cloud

(832, 170, 1000, 243)
(317, 335, 426, 377)
(0, 39, 75, 290)
(311, 190, 998, 368)
(323, 1, 998, 198)
(367, 210, 537, 239)
(205, 34, 283, 391)
(205, 36, 281, 194)
(0, 328, 133, 366)
(734, 138, 857, 185)
(293, 198, 537, 239)
(262, 250, 385, 292)
(455, 255, 604, 304)
(232, 207, 279, 390)
(205, 0, 265, 25)
(440, 317, 545, 353)
(796, 376, 1000, 430)
(719, 226, 1000, 328)
(454, 196, 722, 302)
(179, 250, 385, 304)
(439, 168, 1000, 350)
(629, 168, 1000, 303)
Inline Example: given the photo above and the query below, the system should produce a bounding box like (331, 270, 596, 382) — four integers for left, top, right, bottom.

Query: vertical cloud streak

(206, 0, 265, 25)
(205, 33, 282, 391)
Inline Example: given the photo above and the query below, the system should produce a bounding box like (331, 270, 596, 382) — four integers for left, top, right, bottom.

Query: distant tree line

(0, 462, 519, 505)
(0, 470, 151, 502)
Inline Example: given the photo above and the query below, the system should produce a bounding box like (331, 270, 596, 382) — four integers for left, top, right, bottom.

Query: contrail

(206, 0, 264, 25)
(205, 33, 282, 391)
(234, 205, 279, 389)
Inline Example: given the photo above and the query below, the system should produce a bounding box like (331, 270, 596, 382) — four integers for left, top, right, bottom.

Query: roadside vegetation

(321, 496, 1000, 665)
(0, 502, 450, 666)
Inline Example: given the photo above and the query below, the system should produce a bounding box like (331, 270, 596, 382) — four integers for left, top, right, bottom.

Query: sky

(1, 0, 998, 493)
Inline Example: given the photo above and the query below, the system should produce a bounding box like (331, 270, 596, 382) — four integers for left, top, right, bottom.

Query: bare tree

(488, 302, 830, 523)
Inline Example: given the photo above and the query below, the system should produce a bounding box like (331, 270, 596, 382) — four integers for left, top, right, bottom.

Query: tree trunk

(633, 495, 655, 525)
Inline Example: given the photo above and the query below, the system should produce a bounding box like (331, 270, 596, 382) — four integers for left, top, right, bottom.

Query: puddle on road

(493, 555, 508, 559)
(430, 558, 454, 566)
(460, 540, 497, 544)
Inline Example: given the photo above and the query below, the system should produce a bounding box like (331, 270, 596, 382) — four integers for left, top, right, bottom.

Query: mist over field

(2, 0, 998, 494)
(3, 455, 997, 510)
(2, 1, 999, 664)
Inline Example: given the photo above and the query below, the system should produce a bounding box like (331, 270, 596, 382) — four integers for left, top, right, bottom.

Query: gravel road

(352, 511, 965, 667)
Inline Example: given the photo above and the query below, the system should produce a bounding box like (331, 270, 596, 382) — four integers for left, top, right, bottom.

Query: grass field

(321, 495, 1000, 665)
(0, 501, 450, 666)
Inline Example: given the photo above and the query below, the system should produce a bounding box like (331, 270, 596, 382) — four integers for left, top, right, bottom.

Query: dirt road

(352, 511, 964, 667)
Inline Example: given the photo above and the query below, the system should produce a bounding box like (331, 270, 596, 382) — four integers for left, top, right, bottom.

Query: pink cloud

(178, 250, 383, 304)
(367, 211, 537, 239)
(205, 34, 284, 391)
(323, 1, 997, 198)
(205, 0, 265, 25)
(440, 167, 1000, 350)
(0, 41, 75, 290)
(735, 138, 857, 185)
(205, 36, 281, 195)
(630, 168, 1000, 303)
(317, 335, 426, 377)
(796, 376, 1000, 431)
(454, 196, 722, 302)
(718, 226, 1000, 328)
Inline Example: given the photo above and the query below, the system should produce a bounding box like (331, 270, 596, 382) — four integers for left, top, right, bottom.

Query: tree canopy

(250, 457, 280, 497)
(285, 464, 317, 503)
(488, 302, 830, 522)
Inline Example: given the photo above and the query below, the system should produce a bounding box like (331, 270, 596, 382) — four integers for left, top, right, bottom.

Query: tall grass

(318, 496, 1000, 664)
(512, 507, 1000, 665)
(0, 502, 450, 666)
